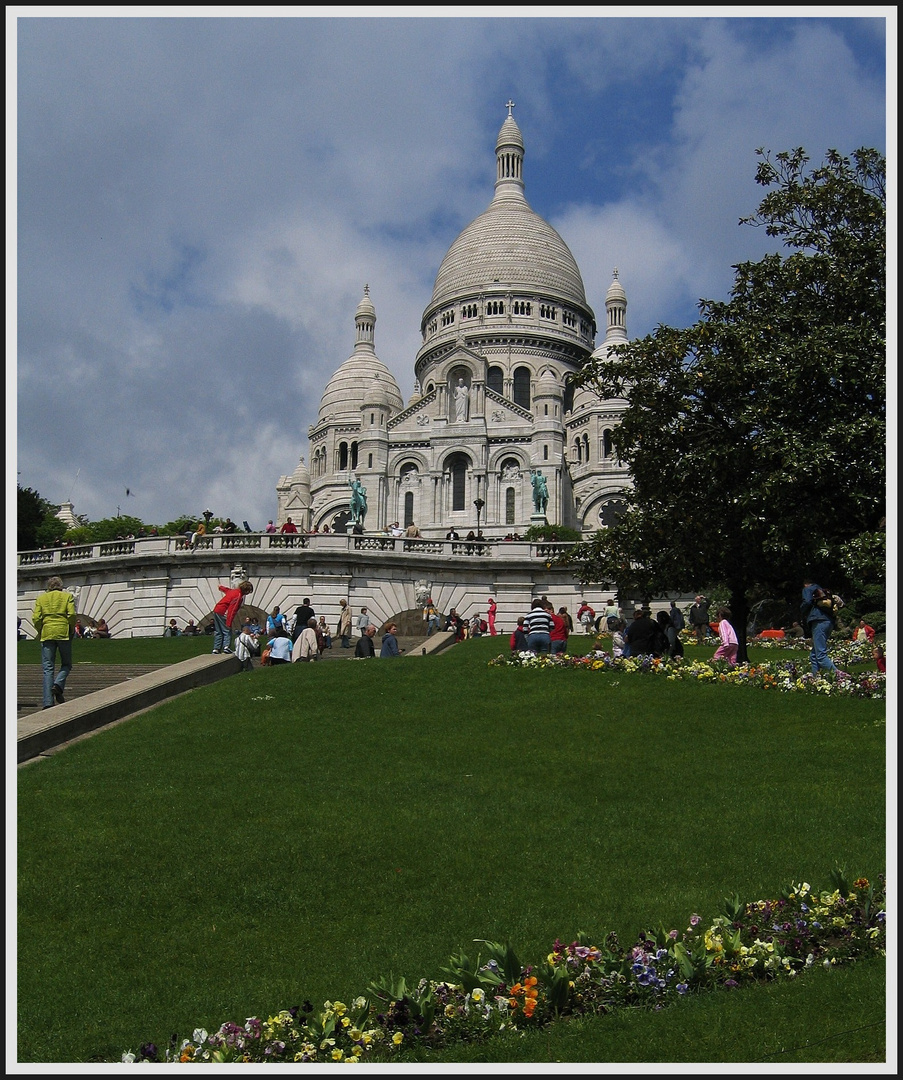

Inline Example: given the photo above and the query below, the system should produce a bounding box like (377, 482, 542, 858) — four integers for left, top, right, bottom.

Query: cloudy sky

(11, 8, 891, 532)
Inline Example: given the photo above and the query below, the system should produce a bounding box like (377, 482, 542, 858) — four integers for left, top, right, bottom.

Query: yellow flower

(392, 1032, 404, 1046)
(332, 1048, 344, 1061)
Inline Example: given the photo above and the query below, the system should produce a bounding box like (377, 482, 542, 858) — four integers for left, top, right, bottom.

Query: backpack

(606, 614, 619, 631)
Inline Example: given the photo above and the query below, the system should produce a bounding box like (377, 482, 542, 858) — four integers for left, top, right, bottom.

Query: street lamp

(474, 497, 485, 536)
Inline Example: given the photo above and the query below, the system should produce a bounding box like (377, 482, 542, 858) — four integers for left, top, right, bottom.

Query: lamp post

(474, 497, 485, 536)
(202, 508, 213, 527)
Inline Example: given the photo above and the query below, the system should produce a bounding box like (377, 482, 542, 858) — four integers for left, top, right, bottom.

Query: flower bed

(487, 647, 885, 699)
(122, 872, 885, 1063)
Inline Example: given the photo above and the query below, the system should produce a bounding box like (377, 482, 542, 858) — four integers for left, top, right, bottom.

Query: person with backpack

(577, 600, 595, 635)
(801, 578, 840, 674)
(669, 601, 686, 632)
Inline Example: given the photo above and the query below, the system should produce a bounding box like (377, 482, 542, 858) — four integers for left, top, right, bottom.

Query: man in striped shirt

(523, 598, 553, 653)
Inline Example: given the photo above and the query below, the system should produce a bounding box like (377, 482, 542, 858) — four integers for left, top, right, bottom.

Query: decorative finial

(505, 99, 515, 117)
(364, 283, 369, 295)
(612, 267, 619, 280)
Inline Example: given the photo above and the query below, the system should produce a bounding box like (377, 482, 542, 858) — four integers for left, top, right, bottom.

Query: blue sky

(10, 8, 892, 531)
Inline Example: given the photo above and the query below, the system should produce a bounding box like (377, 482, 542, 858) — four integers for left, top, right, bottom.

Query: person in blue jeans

(802, 578, 837, 674)
(31, 575, 77, 708)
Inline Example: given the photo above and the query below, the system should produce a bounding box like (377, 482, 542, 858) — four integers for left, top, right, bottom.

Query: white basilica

(277, 106, 632, 538)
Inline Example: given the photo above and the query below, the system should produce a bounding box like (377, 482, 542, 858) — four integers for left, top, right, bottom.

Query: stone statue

(349, 477, 368, 528)
(454, 378, 469, 422)
(531, 470, 549, 515)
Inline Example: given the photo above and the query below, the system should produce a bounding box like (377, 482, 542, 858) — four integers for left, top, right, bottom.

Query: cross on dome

(505, 99, 515, 116)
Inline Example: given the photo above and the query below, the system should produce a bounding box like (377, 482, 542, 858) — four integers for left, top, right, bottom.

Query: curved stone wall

(17, 533, 614, 640)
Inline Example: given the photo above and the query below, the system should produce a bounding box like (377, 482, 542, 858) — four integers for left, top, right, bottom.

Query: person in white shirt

(292, 618, 320, 662)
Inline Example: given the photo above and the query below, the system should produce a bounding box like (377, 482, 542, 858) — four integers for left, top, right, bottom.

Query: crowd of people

(24, 569, 883, 695)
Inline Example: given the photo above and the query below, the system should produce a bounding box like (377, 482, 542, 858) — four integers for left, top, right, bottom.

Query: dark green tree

(17, 485, 67, 551)
(565, 147, 885, 661)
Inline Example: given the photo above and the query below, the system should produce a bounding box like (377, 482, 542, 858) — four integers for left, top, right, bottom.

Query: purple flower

(676, 983, 689, 995)
(724, 979, 740, 990)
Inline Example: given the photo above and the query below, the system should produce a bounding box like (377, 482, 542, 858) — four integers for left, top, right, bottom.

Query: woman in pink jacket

(713, 607, 739, 666)
(212, 579, 253, 654)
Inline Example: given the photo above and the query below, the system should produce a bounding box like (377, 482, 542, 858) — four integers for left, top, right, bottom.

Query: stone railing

(18, 533, 576, 565)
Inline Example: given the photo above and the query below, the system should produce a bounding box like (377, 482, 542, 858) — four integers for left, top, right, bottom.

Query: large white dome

(426, 113, 589, 314)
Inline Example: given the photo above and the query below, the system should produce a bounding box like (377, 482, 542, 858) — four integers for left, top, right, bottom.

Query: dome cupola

(317, 286, 404, 424)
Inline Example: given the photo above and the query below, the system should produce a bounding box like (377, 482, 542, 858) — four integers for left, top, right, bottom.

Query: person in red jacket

(212, 579, 253, 654)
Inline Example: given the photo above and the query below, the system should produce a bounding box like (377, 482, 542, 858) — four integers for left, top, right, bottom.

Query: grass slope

(16, 636, 887, 1063)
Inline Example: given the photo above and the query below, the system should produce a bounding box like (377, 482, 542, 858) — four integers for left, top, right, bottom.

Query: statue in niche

(453, 378, 469, 422)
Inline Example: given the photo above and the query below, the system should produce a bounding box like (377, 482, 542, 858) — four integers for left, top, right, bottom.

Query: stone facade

(277, 107, 631, 537)
(16, 533, 625, 640)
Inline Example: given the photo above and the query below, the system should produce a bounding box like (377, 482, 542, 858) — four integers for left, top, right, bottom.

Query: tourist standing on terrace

(212, 579, 253, 654)
(337, 599, 353, 648)
(291, 598, 316, 644)
(31, 575, 77, 709)
(487, 597, 498, 636)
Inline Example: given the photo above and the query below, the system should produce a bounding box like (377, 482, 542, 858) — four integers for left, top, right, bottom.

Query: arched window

(505, 487, 516, 524)
(351, 442, 359, 470)
(582, 433, 590, 461)
(447, 452, 469, 512)
(339, 442, 348, 470)
(574, 439, 582, 464)
(513, 366, 531, 410)
(602, 429, 613, 459)
(404, 491, 414, 528)
(487, 365, 504, 396)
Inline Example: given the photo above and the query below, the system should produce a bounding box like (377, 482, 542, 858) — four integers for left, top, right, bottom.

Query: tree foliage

(17, 485, 67, 551)
(565, 147, 885, 658)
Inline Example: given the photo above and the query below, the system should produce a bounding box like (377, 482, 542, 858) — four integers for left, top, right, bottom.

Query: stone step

(17, 664, 166, 717)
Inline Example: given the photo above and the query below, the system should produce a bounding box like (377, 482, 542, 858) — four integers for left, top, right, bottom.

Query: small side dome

(317, 287, 404, 423)
(536, 368, 560, 397)
(362, 372, 391, 407)
(289, 456, 311, 494)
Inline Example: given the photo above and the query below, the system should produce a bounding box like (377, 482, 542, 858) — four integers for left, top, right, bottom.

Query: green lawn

(17, 635, 887, 1063)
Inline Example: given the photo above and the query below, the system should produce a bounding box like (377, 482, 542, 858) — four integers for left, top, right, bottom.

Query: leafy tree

(17, 485, 67, 550)
(565, 147, 885, 661)
(64, 515, 147, 545)
(522, 524, 583, 543)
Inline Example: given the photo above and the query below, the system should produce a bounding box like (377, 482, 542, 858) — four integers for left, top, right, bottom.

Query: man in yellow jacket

(31, 575, 77, 709)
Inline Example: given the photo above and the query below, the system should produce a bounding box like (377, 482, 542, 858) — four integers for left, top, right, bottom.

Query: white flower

(193, 1028, 208, 1045)
(122, 1051, 136, 1063)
